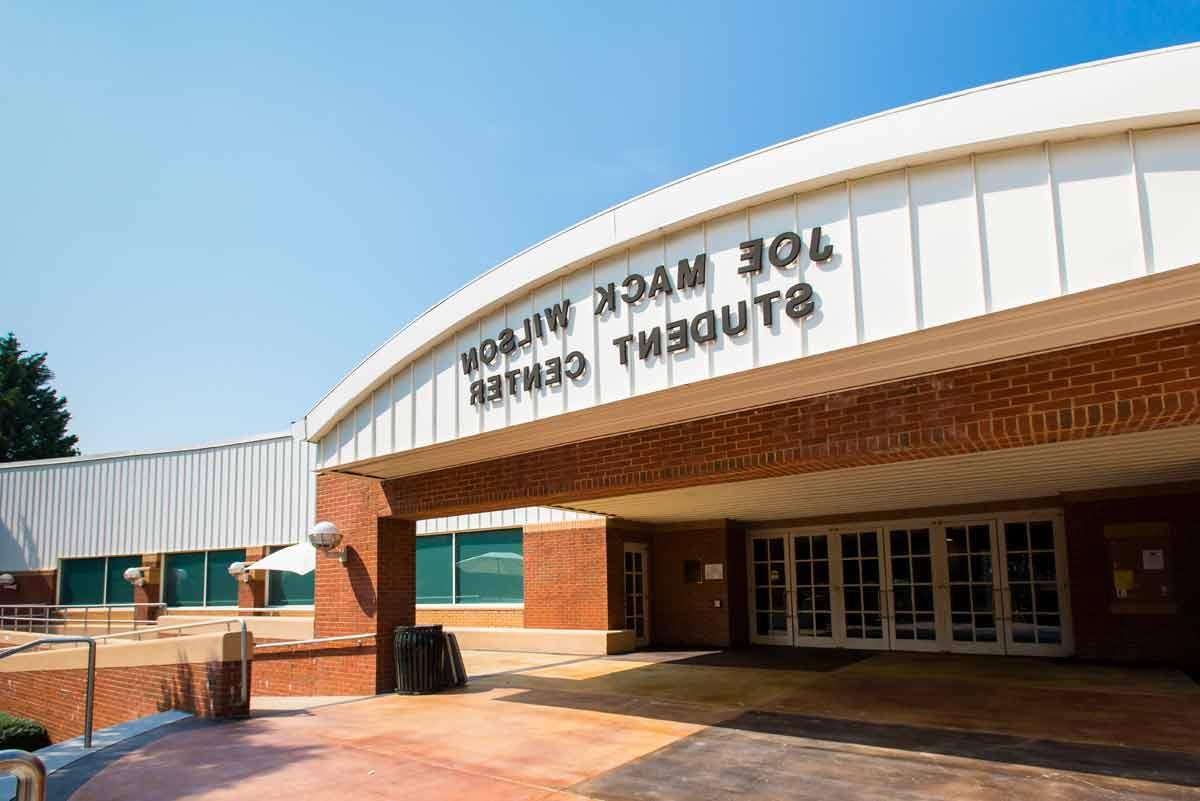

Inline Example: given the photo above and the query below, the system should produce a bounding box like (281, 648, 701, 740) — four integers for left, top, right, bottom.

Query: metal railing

(256, 632, 375, 649)
(0, 604, 165, 635)
(0, 637, 96, 748)
(0, 750, 46, 801)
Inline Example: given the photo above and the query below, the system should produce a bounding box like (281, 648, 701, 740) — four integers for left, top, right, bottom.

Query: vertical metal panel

(798, 184, 857, 356)
(750, 197, 803, 367)
(629, 239, 669, 396)
(564, 267, 595, 413)
(708, 210, 754, 378)
(1133, 124, 1200, 274)
(534, 280, 567, 418)
(851, 171, 918, 342)
(594, 252, 633, 403)
(480, 308, 508, 432)
(1050, 134, 1143, 293)
(455, 322, 483, 437)
(506, 296, 537, 426)
(665, 224, 709, 386)
(0, 433, 318, 571)
(975, 145, 1060, 311)
(909, 158, 986, 328)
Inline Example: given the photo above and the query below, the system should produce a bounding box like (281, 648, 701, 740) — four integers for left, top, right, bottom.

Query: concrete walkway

(58, 649, 1200, 800)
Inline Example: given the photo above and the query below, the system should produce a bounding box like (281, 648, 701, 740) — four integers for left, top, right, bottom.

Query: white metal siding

(0, 433, 317, 571)
(318, 124, 1200, 469)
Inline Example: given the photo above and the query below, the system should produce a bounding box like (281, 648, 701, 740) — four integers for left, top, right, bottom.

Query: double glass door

(749, 513, 1070, 656)
(750, 530, 888, 650)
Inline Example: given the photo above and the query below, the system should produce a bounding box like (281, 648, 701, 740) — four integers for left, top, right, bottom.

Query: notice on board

(1142, 549, 1165, 571)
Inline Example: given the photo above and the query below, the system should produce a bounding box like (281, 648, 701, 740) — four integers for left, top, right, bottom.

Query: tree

(0, 333, 79, 462)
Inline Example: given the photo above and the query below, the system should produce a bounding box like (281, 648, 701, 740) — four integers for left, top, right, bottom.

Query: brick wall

(383, 325, 1200, 518)
(253, 638, 380, 696)
(415, 608, 524, 627)
(0, 571, 56, 606)
(524, 521, 611, 629)
(1064, 487, 1200, 664)
(313, 472, 414, 694)
(1, 660, 247, 743)
(650, 523, 737, 647)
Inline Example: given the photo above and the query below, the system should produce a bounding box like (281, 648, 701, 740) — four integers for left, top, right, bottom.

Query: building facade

(2, 46, 1198, 696)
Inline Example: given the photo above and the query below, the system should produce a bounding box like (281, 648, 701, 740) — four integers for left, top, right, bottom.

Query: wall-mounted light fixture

(0, 573, 17, 591)
(123, 566, 150, 587)
(227, 561, 253, 584)
(308, 521, 345, 564)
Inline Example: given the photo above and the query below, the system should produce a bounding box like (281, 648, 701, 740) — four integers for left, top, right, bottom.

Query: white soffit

(561, 427, 1200, 523)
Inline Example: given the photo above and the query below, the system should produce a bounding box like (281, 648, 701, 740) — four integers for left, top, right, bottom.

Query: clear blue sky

(3, 2, 1198, 454)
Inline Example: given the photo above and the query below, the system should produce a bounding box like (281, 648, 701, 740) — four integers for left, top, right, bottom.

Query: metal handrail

(0, 604, 165, 636)
(0, 638, 96, 748)
(0, 750, 46, 801)
(256, 632, 375, 649)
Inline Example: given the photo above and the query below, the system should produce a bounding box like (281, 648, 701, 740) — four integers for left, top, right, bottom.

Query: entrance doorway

(748, 511, 1071, 657)
(623, 542, 650, 646)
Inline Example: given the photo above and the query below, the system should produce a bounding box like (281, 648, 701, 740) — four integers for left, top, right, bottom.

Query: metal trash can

(394, 624, 468, 694)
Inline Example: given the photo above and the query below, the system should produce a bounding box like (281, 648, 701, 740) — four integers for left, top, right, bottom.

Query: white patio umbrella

(246, 541, 317, 575)
(455, 551, 523, 575)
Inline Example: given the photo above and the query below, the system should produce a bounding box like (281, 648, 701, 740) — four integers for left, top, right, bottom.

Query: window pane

(416, 535, 453, 604)
(60, 558, 106, 605)
(105, 556, 142, 605)
(456, 529, 523, 605)
(164, 552, 206, 607)
(205, 549, 246, 607)
(267, 546, 315, 606)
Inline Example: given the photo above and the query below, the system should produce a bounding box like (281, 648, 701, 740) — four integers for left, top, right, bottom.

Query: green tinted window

(455, 529, 522, 605)
(164, 552, 206, 607)
(267, 546, 315, 606)
(205, 549, 246, 607)
(416, 535, 453, 604)
(105, 556, 142, 605)
(60, 558, 106, 605)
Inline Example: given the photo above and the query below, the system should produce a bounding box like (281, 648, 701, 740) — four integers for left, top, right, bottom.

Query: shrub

(0, 712, 50, 751)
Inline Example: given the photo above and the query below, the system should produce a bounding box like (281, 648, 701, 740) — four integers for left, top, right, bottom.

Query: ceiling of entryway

(555, 426, 1200, 523)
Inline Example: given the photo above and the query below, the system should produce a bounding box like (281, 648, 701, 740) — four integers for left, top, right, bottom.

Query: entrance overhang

(557, 426, 1200, 523)
(334, 266, 1200, 481)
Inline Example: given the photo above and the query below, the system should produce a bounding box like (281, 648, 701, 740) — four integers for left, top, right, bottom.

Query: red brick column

(238, 547, 268, 610)
(313, 473, 414, 694)
(133, 554, 161, 622)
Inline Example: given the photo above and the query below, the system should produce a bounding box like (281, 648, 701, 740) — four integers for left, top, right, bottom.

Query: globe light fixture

(308, 521, 346, 564)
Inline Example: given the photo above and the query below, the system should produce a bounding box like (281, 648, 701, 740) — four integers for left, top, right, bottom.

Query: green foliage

(0, 712, 50, 751)
(0, 332, 79, 462)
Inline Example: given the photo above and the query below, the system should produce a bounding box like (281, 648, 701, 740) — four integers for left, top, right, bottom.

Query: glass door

(944, 522, 1004, 655)
(885, 526, 939, 651)
(837, 530, 889, 650)
(999, 516, 1072, 656)
(750, 535, 792, 645)
(623, 543, 650, 647)
(792, 534, 834, 646)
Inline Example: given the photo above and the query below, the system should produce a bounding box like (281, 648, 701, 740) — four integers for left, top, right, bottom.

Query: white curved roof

(306, 43, 1200, 477)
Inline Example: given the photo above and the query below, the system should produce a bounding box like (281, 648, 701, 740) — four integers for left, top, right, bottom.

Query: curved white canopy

(305, 43, 1200, 479)
(248, 542, 316, 576)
